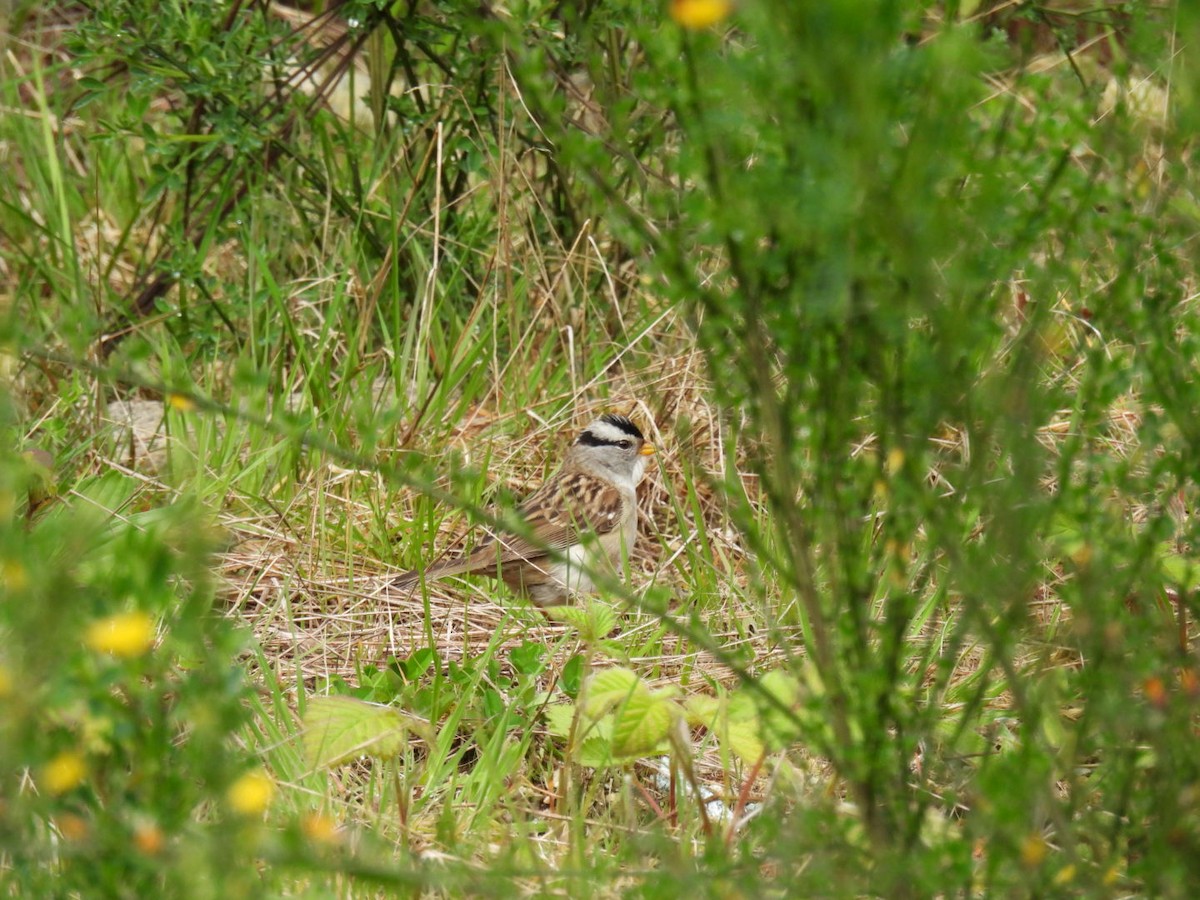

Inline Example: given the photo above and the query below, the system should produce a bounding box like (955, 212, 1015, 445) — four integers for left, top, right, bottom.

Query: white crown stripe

(579, 415, 643, 447)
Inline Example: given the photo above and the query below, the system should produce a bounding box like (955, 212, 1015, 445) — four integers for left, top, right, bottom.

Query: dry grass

(7, 2, 1197, 892)
(202, 341, 782, 691)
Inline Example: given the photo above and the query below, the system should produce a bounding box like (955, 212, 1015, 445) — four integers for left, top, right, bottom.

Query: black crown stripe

(577, 430, 622, 448)
(599, 413, 644, 441)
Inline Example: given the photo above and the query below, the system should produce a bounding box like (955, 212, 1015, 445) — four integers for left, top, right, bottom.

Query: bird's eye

(617, 440, 631, 450)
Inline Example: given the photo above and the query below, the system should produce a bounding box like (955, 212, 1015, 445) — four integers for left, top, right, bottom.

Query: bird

(393, 413, 656, 606)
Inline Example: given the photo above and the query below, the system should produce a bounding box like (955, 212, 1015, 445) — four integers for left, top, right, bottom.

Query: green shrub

(3, 0, 1200, 895)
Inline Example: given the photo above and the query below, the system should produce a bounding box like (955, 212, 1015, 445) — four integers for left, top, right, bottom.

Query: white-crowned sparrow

(393, 413, 656, 606)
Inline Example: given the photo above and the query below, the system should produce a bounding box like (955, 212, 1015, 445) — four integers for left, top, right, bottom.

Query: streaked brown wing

(476, 471, 625, 564)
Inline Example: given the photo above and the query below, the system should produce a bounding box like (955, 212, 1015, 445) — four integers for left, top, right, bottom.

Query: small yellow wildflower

(0, 665, 12, 699)
(669, 0, 733, 29)
(227, 769, 276, 816)
(1, 560, 28, 592)
(301, 811, 340, 846)
(1020, 833, 1048, 868)
(42, 751, 87, 796)
(1053, 864, 1076, 886)
(886, 447, 905, 475)
(167, 393, 196, 412)
(85, 612, 155, 659)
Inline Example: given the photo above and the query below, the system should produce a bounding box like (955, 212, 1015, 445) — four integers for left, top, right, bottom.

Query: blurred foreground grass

(3, 0, 1200, 894)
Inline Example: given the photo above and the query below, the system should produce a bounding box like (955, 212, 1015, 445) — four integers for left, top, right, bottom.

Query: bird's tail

(391, 557, 476, 592)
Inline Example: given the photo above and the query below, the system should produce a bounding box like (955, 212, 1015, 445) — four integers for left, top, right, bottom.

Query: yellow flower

(167, 393, 196, 412)
(42, 751, 87, 795)
(0, 665, 12, 699)
(227, 770, 276, 816)
(1, 560, 28, 593)
(669, 0, 734, 29)
(301, 811, 340, 846)
(85, 612, 156, 658)
(1020, 833, 1048, 868)
(1069, 542, 1093, 567)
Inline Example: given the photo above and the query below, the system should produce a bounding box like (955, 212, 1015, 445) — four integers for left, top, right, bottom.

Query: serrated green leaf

(570, 711, 616, 767)
(684, 694, 720, 727)
(577, 736, 615, 768)
(577, 712, 614, 744)
(757, 670, 804, 751)
(727, 690, 757, 723)
(303, 697, 408, 769)
(584, 602, 617, 642)
(543, 703, 576, 739)
(545, 600, 617, 642)
(726, 719, 767, 764)
(651, 685, 683, 703)
(510, 640, 546, 675)
(583, 667, 643, 720)
(543, 605, 592, 630)
(597, 639, 631, 662)
(759, 670, 802, 707)
(611, 690, 673, 759)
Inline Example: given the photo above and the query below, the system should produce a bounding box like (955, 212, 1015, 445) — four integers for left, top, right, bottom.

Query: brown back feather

(475, 470, 625, 563)
(393, 470, 625, 588)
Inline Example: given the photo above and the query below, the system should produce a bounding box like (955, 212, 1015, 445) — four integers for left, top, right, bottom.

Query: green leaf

(597, 639, 631, 662)
(560, 654, 585, 697)
(584, 602, 618, 642)
(727, 690, 758, 723)
(543, 703, 576, 739)
(510, 640, 546, 676)
(583, 667, 643, 720)
(577, 736, 616, 768)
(1160, 547, 1200, 591)
(303, 697, 410, 769)
(399, 648, 437, 681)
(482, 688, 505, 719)
(1047, 514, 1088, 560)
(544, 605, 590, 630)
(683, 694, 720, 727)
(544, 600, 617, 642)
(611, 689, 673, 759)
(759, 669, 803, 707)
(757, 669, 805, 751)
(725, 719, 767, 765)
